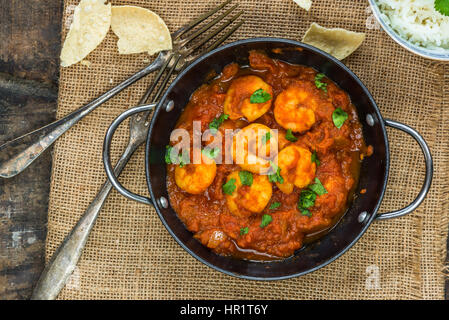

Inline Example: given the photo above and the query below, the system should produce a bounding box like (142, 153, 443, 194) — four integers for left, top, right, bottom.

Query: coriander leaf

(297, 179, 327, 216)
(311, 150, 320, 166)
(308, 178, 328, 196)
(239, 171, 253, 186)
(300, 208, 312, 217)
(222, 178, 237, 195)
(332, 107, 348, 129)
(165, 145, 173, 164)
(268, 161, 284, 184)
(165, 145, 189, 167)
(261, 132, 272, 144)
(435, 0, 449, 16)
(178, 150, 190, 168)
(209, 113, 229, 133)
(269, 202, 281, 210)
(315, 73, 328, 92)
(260, 214, 273, 228)
(250, 88, 272, 103)
(240, 227, 249, 235)
(298, 189, 316, 210)
(202, 147, 220, 159)
(285, 129, 298, 142)
(178, 153, 190, 168)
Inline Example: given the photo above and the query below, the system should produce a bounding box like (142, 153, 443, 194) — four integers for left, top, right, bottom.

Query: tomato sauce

(166, 51, 371, 261)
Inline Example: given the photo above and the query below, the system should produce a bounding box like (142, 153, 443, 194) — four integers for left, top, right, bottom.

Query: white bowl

(369, 0, 449, 61)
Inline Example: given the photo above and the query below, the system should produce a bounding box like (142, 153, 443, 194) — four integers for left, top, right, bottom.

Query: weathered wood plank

(0, 0, 62, 300)
(0, 0, 62, 85)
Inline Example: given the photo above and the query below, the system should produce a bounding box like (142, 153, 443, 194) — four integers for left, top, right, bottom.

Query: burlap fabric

(46, 0, 449, 299)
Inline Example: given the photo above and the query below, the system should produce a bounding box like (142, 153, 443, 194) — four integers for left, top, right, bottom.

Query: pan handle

(376, 119, 433, 220)
(103, 104, 156, 206)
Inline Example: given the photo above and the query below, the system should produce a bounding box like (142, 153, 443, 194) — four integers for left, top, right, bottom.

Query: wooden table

(0, 0, 447, 300)
(0, 0, 62, 299)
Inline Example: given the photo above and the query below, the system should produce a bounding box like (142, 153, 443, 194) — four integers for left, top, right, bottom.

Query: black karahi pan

(103, 38, 433, 280)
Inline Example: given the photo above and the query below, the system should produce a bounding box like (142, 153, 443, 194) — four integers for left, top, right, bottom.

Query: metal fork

(30, 3, 243, 300)
(0, 0, 242, 179)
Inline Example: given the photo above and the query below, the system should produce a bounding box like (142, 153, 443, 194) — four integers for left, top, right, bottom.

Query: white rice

(376, 0, 449, 50)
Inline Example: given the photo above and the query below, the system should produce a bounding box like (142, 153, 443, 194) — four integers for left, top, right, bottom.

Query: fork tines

(144, 0, 243, 105)
(174, 0, 243, 56)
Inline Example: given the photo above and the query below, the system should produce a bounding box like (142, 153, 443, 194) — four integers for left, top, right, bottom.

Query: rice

(375, 0, 449, 50)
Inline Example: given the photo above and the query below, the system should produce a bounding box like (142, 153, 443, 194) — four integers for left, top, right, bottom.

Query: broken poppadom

(111, 5, 172, 55)
(60, 0, 111, 67)
(302, 22, 365, 60)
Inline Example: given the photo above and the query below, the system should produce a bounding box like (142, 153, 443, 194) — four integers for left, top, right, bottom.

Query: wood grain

(0, 0, 62, 300)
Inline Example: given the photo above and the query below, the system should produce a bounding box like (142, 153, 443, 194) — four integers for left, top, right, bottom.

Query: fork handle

(30, 137, 141, 300)
(0, 55, 166, 179)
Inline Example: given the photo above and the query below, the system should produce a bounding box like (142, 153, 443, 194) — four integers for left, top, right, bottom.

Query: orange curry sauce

(166, 51, 372, 261)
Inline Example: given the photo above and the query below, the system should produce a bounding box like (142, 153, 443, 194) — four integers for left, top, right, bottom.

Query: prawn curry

(165, 51, 372, 261)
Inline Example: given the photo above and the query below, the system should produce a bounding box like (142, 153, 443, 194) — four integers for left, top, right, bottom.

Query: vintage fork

(30, 4, 243, 300)
(0, 0, 241, 179)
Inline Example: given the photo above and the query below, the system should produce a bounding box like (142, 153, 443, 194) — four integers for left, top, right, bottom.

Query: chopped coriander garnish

(239, 171, 253, 187)
(300, 208, 312, 217)
(260, 214, 273, 228)
(297, 178, 328, 217)
(165, 145, 173, 164)
(209, 113, 229, 133)
(314, 73, 328, 92)
(261, 131, 272, 144)
(332, 107, 348, 129)
(298, 189, 317, 210)
(178, 159, 186, 168)
(178, 153, 190, 168)
(222, 178, 237, 195)
(202, 147, 220, 159)
(285, 129, 298, 142)
(298, 189, 316, 217)
(165, 145, 189, 167)
(308, 178, 328, 196)
(250, 88, 272, 103)
(435, 0, 449, 16)
(311, 150, 320, 166)
(269, 202, 281, 210)
(180, 151, 190, 167)
(268, 161, 284, 184)
(240, 227, 249, 235)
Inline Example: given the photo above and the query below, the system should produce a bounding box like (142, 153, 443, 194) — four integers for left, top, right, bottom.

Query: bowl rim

(145, 37, 390, 280)
(368, 0, 449, 61)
